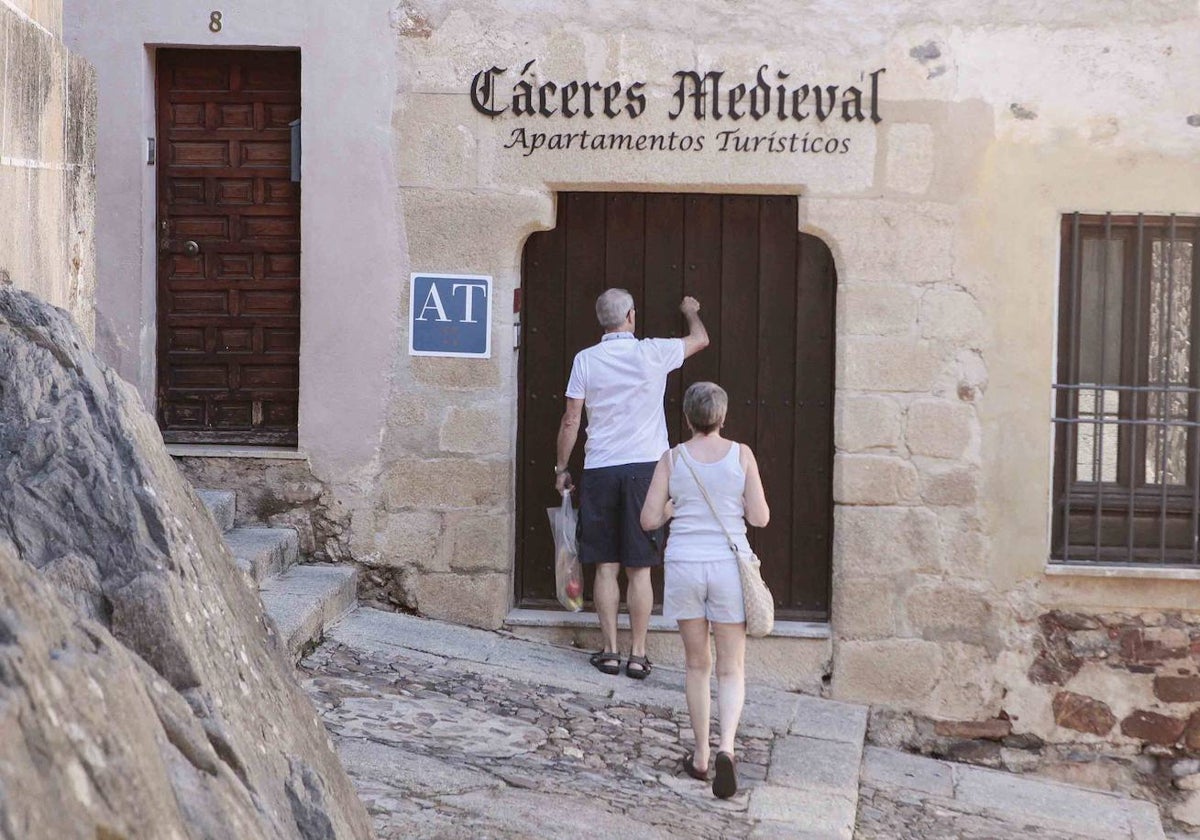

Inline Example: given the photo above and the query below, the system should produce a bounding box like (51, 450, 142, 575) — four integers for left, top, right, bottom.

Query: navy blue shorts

(578, 461, 663, 568)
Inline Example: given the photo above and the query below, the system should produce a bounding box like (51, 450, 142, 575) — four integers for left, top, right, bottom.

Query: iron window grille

(1053, 213, 1200, 566)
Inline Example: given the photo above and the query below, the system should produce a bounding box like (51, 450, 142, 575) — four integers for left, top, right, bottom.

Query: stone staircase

(196, 488, 357, 660)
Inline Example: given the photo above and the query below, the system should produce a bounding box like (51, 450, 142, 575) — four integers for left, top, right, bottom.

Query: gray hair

(683, 381, 728, 434)
(595, 288, 634, 330)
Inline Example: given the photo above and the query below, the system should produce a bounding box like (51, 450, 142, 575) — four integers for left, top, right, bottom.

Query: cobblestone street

(303, 642, 771, 839)
(300, 608, 1169, 839)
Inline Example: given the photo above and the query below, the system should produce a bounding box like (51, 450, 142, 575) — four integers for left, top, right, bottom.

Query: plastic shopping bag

(547, 491, 584, 612)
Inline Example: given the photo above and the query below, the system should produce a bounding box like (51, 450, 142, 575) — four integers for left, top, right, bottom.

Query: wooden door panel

(717, 196, 760, 449)
(264, 180, 297, 204)
(168, 64, 230, 90)
(681, 196, 722, 389)
(156, 49, 301, 446)
(756, 196, 800, 607)
(793, 236, 836, 613)
(168, 179, 207, 204)
(517, 223, 568, 608)
(170, 103, 207, 129)
(240, 142, 291, 167)
(170, 142, 232, 167)
(265, 105, 302, 128)
(605, 193, 646, 305)
(518, 192, 836, 620)
(643, 194, 686, 446)
(214, 180, 255, 205)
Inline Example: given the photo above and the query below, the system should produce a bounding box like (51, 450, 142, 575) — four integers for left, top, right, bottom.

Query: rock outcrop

(0, 286, 374, 839)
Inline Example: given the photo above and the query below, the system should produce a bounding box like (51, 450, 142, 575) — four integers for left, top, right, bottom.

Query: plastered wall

(0, 0, 94, 340)
(64, 0, 403, 466)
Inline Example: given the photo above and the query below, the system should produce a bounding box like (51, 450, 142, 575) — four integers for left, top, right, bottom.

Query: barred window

(1053, 213, 1200, 566)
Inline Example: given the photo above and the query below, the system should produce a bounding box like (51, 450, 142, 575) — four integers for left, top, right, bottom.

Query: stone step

(195, 488, 236, 533)
(260, 564, 358, 661)
(861, 746, 1165, 840)
(224, 527, 299, 583)
(749, 731, 863, 838)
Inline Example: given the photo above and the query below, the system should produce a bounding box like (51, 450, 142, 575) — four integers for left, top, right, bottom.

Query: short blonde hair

(683, 381, 728, 434)
(595, 288, 634, 330)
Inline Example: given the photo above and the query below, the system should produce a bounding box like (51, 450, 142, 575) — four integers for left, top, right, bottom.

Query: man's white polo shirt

(565, 332, 685, 470)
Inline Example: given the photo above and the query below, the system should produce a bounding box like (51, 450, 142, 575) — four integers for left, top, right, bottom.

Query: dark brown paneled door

(155, 49, 301, 446)
(518, 193, 836, 621)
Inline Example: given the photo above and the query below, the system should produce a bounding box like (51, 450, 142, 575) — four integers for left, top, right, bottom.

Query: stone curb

(862, 746, 1166, 840)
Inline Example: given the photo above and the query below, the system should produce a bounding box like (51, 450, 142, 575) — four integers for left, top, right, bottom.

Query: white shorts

(663, 559, 745, 624)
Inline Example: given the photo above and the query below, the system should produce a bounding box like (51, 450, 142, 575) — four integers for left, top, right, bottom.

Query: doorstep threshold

(166, 444, 308, 461)
(505, 608, 830, 639)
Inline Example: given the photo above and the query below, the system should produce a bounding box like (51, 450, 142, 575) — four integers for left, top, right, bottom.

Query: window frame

(1052, 213, 1200, 566)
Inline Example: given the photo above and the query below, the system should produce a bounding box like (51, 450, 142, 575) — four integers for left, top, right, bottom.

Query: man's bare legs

(594, 563, 654, 675)
(593, 562, 621, 656)
(712, 621, 746, 756)
(626, 566, 653, 661)
(678, 618, 712, 772)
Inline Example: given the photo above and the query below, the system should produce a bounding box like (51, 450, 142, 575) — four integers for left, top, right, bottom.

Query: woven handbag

(676, 446, 775, 638)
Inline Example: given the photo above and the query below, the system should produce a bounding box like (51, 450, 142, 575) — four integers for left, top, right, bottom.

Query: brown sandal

(624, 654, 652, 680)
(713, 751, 738, 799)
(681, 751, 709, 781)
(589, 650, 620, 675)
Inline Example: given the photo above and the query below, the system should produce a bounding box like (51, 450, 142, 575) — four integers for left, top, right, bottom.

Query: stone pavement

(299, 607, 1168, 839)
(856, 748, 1165, 840)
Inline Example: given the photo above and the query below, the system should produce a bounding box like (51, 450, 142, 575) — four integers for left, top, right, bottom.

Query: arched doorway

(516, 192, 835, 621)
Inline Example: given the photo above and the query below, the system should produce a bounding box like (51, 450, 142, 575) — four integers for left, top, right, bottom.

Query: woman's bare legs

(678, 617, 712, 771)
(712, 621, 746, 755)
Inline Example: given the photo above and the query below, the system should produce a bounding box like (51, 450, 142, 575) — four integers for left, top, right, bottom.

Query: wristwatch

(554, 464, 569, 476)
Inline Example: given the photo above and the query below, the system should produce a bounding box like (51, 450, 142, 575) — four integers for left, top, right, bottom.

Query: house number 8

(209, 11, 223, 33)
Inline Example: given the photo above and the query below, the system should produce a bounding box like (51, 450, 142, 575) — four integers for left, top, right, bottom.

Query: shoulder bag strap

(679, 446, 740, 556)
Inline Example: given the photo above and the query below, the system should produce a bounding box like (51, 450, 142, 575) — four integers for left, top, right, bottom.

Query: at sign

(409, 273, 493, 358)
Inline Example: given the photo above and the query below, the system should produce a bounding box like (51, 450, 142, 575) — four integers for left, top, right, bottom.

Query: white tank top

(664, 441, 752, 563)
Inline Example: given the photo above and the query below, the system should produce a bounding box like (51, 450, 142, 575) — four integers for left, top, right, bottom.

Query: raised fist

(680, 296, 701, 315)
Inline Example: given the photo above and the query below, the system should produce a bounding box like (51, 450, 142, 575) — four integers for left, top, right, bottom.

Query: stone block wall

(812, 121, 998, 722)
(0, 0, 95, 341)
(869, 608, 1200, 830)
(1024, 610, 1200, 825)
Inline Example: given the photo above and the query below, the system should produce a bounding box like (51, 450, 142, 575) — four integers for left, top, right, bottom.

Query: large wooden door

(518, 193, 836, 621)
(155, 49, 301, 446)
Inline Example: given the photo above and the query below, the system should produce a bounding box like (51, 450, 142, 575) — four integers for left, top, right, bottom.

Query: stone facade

(870, 609, 1200, 829)
(1024, 611, 1200, 824)
(67, 2, 1200, 819)
(0, 0, 95, 342)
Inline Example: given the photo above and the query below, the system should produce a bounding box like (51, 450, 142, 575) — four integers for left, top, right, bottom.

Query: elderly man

(554, 288, 709, 679)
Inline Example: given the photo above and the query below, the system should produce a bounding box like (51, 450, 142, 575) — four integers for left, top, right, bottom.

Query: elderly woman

(640, 381, 769, 799)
